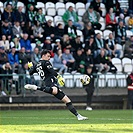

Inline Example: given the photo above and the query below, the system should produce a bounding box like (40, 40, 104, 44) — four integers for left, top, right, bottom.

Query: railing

(0, 73, 128, 97)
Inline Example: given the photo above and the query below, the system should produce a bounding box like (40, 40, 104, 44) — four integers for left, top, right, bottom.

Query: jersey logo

(47, 65, 52, 69)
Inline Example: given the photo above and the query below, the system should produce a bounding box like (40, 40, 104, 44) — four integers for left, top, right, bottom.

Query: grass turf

(0, 110, 133, 133)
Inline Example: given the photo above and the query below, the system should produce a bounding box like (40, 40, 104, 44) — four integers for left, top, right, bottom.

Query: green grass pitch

(0, 110, 133, 133)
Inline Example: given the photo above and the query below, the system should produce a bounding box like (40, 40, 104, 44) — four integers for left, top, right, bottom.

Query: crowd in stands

(0, 0, 133, 95)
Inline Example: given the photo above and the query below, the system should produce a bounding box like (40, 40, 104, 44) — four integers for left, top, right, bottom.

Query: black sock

(66, 102, 78, 116)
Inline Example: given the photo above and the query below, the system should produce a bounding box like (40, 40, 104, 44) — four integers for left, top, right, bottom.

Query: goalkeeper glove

(57, 75, 65, 86)
(28, 62, 33, 68)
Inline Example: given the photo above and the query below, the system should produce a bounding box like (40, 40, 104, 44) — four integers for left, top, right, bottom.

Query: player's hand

(28, 62, 33, 68)
(57, 75, 65, 86)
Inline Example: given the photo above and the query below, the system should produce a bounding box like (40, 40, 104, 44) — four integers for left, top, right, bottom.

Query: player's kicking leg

(24, 84, 88, 120)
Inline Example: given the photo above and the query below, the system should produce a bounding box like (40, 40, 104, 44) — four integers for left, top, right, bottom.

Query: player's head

(41, 49, 51, 60)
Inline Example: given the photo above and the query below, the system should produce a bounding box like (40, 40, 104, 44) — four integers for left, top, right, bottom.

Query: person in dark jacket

(126, 72, 133, 109)
(84, 66, 95, 110)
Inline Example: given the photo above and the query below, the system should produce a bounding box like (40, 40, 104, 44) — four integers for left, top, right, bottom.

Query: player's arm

(46, 61, 65, 86)
(27, 62, 37, 75)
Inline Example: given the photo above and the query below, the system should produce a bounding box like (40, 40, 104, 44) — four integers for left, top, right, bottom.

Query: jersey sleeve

(45, 61, 58, 77)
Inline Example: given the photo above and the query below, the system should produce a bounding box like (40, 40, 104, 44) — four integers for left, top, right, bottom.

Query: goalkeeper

(24, 49, 88, 120)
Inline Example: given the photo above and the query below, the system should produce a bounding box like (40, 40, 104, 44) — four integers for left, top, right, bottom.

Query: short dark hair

(41, 49, 51, 57)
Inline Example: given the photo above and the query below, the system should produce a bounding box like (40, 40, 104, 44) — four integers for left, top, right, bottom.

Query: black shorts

(45, 77, 58, 87)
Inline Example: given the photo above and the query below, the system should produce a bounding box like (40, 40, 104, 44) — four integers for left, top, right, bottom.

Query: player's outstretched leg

(24, 84, 88, 120)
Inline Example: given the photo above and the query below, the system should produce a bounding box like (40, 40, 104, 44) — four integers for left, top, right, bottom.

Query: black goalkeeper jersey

(29, 60, 58, 81)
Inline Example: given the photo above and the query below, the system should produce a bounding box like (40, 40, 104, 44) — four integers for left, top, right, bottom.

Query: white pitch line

(0, 116, 132, 121)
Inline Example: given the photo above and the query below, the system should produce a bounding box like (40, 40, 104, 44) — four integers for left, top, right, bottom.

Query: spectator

(21, 63, 35, 85)
(1, 2, 15, 25)
(14, 6, 27, 25)
(10, 35, 21, 53)
(18, 47, 30, 67)
(54, 23, 64, 40)
(32, 20, 44, 42)
(6, 0, 18, 11)
(31, 47, 41, 65)
(53, 39, 62, 53)
(105, 33, 121, 58)
(20, 33, 32, 53)
(62, 34, 73, 51)
(94, 33, 110, 58)
(12, 20, 23, 38)
(94, 49, 110, 73)
(84, 66, 95, 111)
(124, 36, 133, 59)
(121, 7, 130, 17)
(71, 36, 84, 54)
(62, 48, 76, 73)
(64, 20, 77, 39)
(0, 35, 10, 52)
(26, 4, 36, 28)
(0, 46, 8, 68)
(128, 14, 133, 29)
(115, 21, 127, 45)
(104, 0, 121, 15)
(83, 22, 95, 42)
(105, 7, 117, 31)
(53, 49, 68, 74)
(90, 0, 103, 16)
(84, 37, 95, 54)
(73, 48, 85, 74)
(118, 13, 125, 25)
(35, 40, 42, 52)
(43, 36, 52, 50)
(62, 6, 82, 30)
(128, 0, 133, 14)
(126, 72, 133, 109)
(84, 49, 94, 73)
(82, 5, 101, 30)
(34, 8, 46, 27)
(0, 62, 12, 95)
(8, 47, 21, 73)
(1, 19, 12, 41)
(43, 19, 55, 40)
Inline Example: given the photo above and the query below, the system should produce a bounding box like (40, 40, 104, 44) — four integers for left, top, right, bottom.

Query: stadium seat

(116, 44, 123, 58)
(75, 2, 85, 11)
(115, 74, 127, 87)
(65, 2, 75, 9)
(99, 17, 106, 31)
(0, 1, 4, 13)
(73, 73, 83, 88)
(45, 2, 55, 10)
(45, 16, 54, 26)
(95, 30, 103, 37)
(31, 43, 36, 51)
(57, 8, 66, 16)
(126, 30, 133, 38)
(55, 2, 65, 10)
(47, 8, 56, 16)
(77, 8, 86, 16)
(105, 73, 117, 87)
(63, 73, 74, 88)
(112, 58, 123, 73)
(54, 16, 64, 27)
(125, 16, 130, 26)
(36, 2, 45, 14)
(85, 2, 90, 9)
(100, 3, 106, 17)
(97, 73, 106, 88)
(76, 30, 84, 42)
(122, 57, 133, 74)
(103, 30, 112, 40)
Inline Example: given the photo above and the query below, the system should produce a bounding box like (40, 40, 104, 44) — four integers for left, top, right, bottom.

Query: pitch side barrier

(0, 73, 128, 97)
